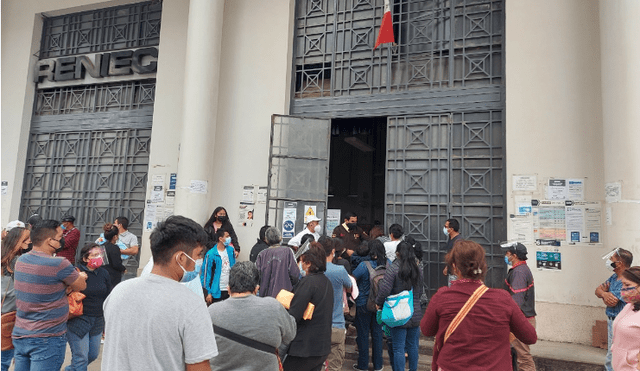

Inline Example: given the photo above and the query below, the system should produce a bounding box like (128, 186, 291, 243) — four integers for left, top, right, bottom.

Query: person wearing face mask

(66, 243, 111, 371)
(101, 215, 217, 371)
(201, 227, 236, 305)
(256, 227, 300, 298)
(612, 266, 640, 371)
(331, 212, 369, 256)
(58, 215, 80, 264)
(442, 218, 461, 284)
(595, 247, 634, 371)
(501, 242, 536, 371)
(204, 207, 241, 258)
(12, 220, 88, 371)
(288, 216, 323, 248)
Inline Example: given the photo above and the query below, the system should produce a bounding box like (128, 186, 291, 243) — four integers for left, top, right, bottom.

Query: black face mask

(25, 243, 33, 253)
(347, 223, 357, 230)
(217, 215, 228, 223)
(53, 237, 65, 253)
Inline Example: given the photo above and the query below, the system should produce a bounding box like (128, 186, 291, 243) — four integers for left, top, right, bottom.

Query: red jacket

(420, 280, 537, 371)
(58, 227, 80, 264)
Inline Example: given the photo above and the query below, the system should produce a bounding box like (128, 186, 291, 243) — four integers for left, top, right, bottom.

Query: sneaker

(353, 364, 367, 371)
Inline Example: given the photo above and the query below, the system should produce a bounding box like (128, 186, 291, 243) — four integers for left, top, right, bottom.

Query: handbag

(1, 281, 16, 351)
(67, 268, 85, 319)
(381, 289, 413, 328)
(432, 284, 488, 370)
(213, 324, 284, 371)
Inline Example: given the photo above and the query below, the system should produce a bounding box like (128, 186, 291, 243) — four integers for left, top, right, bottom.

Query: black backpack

(365, 261, 386, 312)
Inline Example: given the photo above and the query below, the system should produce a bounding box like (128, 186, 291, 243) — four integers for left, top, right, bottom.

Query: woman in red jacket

(420, 240, 537, 371)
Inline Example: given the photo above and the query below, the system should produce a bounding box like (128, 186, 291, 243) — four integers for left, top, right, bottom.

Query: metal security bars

(39, 1, 161, 59)
(386, 110, 504, 295)
(34, 81, 156, 115)
(293, 0, 503, 98)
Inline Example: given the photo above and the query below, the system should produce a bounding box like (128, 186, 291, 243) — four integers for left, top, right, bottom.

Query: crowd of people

(1, 209, 639, 371)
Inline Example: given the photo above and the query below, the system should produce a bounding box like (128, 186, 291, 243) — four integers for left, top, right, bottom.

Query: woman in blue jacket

(201, 227, 235, 305)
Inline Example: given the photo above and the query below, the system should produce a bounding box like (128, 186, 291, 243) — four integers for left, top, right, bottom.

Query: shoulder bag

(67, 268, 86, 319)
(381, 289, 413, 328)
(1, 279, 16, 351)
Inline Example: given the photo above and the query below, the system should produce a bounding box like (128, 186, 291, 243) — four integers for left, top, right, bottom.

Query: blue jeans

(389, 326, 419, 371)
(354, 306, 384, 370)
(605, 318, 613, 371)
(13, 334, 67, 371)
(1, 349, 14, 371)
(65, 327, 102, 371)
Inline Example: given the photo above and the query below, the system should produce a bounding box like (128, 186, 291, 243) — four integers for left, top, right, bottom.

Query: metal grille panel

(386, 110, 504, 297)
(293, 0, 503, 98)
(39, 1, 161, 59)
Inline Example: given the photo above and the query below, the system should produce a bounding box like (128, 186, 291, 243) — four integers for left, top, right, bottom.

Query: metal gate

(19, 81, 155, 248)
(266, 115, 331, 242)
(386, 110, 504, 296)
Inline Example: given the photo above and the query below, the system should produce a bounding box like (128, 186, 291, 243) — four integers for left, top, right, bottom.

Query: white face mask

(605, 259, 616, 272)
(314, 224, 322, 234)
(443, 227, 449, 237)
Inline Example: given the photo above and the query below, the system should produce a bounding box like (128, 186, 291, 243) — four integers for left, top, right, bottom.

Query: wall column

(174, 0, 224, 222)
(600, 0, 640, 256)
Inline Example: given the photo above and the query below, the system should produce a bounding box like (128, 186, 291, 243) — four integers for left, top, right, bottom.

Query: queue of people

(1, 209, 639, 371)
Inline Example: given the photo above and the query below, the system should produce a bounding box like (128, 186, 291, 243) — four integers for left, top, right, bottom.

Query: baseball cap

(5, 220, 25, 232)
(306, 216, 321, 223)
(500, 241, 528, 257)
(61, 215, 76, 223)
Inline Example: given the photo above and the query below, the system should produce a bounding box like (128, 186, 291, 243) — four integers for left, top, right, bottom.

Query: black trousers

(282, 355, 326, 371)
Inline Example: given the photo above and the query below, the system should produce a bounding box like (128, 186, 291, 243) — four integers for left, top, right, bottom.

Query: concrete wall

(506, 0, 606, 344)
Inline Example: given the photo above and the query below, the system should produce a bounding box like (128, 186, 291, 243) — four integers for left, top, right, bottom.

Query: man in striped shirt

(12, 219, 87, 371)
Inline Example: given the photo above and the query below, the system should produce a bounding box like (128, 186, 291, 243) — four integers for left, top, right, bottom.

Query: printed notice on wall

(257, 187, 268, 203)
(513, 175, 537, 191)
(304, 205, 317, 223)
(547, 179, 568, 200)
(326, 209, 341, 236)
(509, 214, 534, 244)
(165, 191, 175, 206)
(1, 181, 7, 196)
(605, 182, 621, 203)
(189, 180, 208, 194)
(282, 202, 297, 239)
(565, 201, 601, 243)
(150, 185, 164, 203)
(239, 204, 254, 227)
(536, 251, 561, 271)
(144, 203, 157, 231)
(536, 200, 566, 240)
(515, 195, 532, 215)
(242, 185, 255, 204)
(152, 175, 165, 186)
(567, 178, 585, 201)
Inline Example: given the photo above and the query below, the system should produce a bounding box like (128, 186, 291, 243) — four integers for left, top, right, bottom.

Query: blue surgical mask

(60, 224, 66, 230)
(177, 253, 200, 283)
(224, 237, 232, 246)
(298, 262, 306, 277)
(443, 227, 449, 237)
(505, 256, 512, 266)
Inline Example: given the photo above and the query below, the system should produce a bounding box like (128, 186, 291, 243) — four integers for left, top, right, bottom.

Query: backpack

(365, 261, 387, 312)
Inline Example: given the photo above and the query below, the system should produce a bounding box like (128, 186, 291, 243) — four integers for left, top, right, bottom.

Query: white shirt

(288, 227, 320, 247)
(384, 240, 401, 262)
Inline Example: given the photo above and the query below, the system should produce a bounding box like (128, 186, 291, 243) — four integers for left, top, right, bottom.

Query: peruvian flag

(374, 0, 395, 49)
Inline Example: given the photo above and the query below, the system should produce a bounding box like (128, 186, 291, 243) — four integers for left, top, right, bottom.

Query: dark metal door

(266, 115, 331, 242)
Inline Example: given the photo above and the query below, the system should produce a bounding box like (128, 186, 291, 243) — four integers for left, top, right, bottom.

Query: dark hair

(404, 235, 423, 261)
(369, 225, 384, 240)
(389, 224, 403, 239)
(621, 267, 640, 312)
(27, 214, 42, 229)
(214, 227, 229, 244)
(445, 239, 487, 280)
(301, 242, 326, 273)
(150, 215, 209, 265)
(30, 220, 60, 246)
(103, 223, 119, 242)
(203, 207, 235, 247)
(332, 237, 344, 254)
(318, 236, 334, 257)
(446, 219, 460, 232)
(616, 248, 633, 268)
(368, 239, 387, 266)
(396, 241, 420, 287)
(300, 234, 315, 246)
(343, 212, 357, 222)
(228, 261, 261, 294)
(1, 227, 28, 272)
(355, 241, 370, 257)
(115, 216, 129, 230)
(259, 225, 270, 242)
(79, 242, 100, 265)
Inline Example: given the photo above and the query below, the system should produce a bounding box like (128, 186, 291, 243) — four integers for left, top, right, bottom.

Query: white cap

(306, 216, 321, 223)
(5, 220, 25, 232)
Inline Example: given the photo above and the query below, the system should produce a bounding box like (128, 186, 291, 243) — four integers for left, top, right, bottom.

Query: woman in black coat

(101, 223, 126, 287)
(284, 243, 333, 371)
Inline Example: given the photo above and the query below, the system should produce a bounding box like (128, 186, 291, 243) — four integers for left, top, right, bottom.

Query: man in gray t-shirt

(102, 216, 217, 371)
(114, 216, 139, 260)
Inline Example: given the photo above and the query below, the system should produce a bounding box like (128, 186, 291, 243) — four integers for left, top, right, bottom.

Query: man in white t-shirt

(102, 215, 218, 371)
(287, 216, 322, 247)
(114, 216, 139, 260)
(384, 223, 404, 262)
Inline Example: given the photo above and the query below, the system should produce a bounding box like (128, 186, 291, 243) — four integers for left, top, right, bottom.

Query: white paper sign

(515, 195, 532, 215)
(257, 187, 268, 203)
(326, 209, 341, 236)
(509, 214, 534, 243)
(605, 182, 621, 203)
(1, 181, 7, 196)
(189, 180, 208, 194)
(513, 175, 537, 191)
(567, 178, 584, 201)
(304, 205, 317, 223)
(152, 175, 165, 186)
(150, 185, 164, 203)
(547, 179, 568, 200)
(242, 185, 255, 204)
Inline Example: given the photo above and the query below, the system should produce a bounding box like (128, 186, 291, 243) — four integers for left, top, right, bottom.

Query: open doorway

(328, 117, 387, 233)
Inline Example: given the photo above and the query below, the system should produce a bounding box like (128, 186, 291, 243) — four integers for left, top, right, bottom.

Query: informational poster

(605, 182, 621, 203)
(565, 201, 601, 243)
(509, 214, 534, 243)
(567, 178, 585, 201)
(242, 185, 255, 204)
(565, 205, 585, 242)
(536, 200, 566, 240)
(536, 251, 561, 270)
(257, 186, 267, 203)
(239, 203, 254, 227)
(584, 202, 602, 243)
(304, 205, 317, 223)
(513, 175, 537, 191)
(150, 185, 164, 203)
(326, 209, 341, 236)
(189, 180, 208, 194)
(547, 179, 568, 200)
(515, 195, 532, 215)
(169, 173, 177, 190)
(164, 207, 174, 219)
(152, 174, 165, 186)
(165, 191, 175, 206)
(1, 181, 7, 195)
(144, 203, 157, 231)
(282, 202, 297, 238)
(606, 207, 612, 225)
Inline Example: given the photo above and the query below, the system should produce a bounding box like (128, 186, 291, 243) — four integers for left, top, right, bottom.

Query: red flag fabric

(374, 0, 394, 49)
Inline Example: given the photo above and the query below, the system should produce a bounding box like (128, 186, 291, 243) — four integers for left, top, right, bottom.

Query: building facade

(2, 0, 639, 344)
